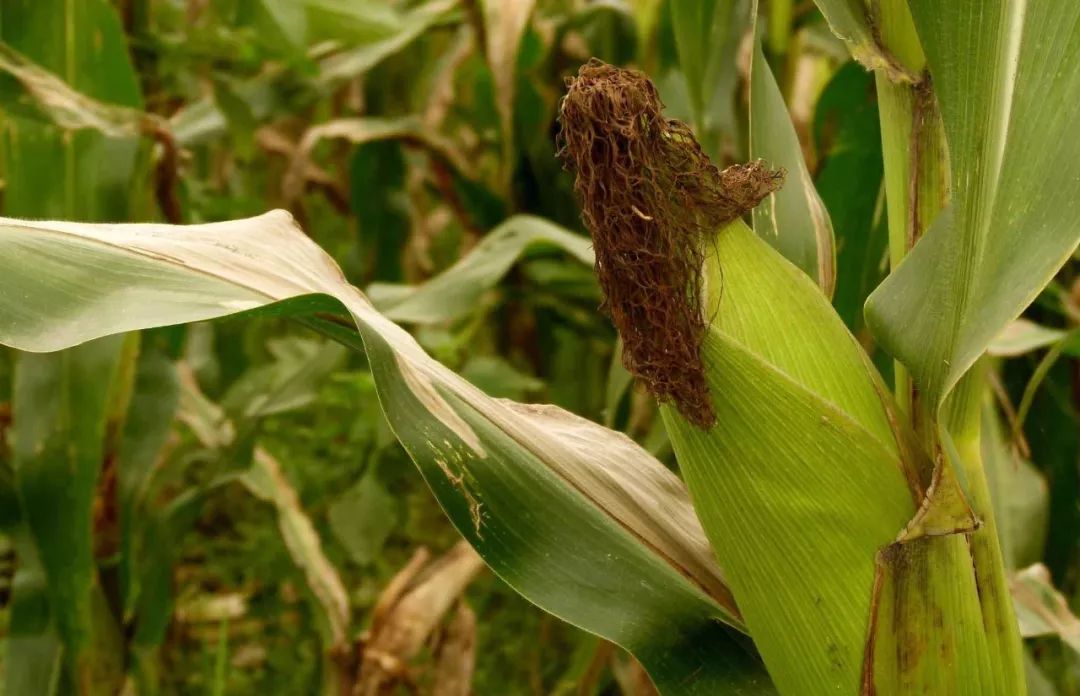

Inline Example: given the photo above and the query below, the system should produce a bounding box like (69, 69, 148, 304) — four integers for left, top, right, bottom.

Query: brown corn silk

(558, 59, 783, 427)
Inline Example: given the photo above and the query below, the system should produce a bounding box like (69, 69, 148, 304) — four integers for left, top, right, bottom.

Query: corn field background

(0, 1, 1078, 695)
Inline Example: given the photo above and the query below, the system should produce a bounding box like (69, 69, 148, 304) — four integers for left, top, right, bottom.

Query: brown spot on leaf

(558, 59, 783, 427)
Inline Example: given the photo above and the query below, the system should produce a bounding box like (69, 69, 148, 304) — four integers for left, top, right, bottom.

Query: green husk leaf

(662, 220, 921, 695)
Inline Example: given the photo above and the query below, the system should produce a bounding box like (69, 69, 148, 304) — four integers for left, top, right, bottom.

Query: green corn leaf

(988, 319, 1068, 358)
(982, 402, 1048, 570)
(813, 62, 887, 332)
(315, 0, 457, 86)
(117, 342, 180, 620)
(302, 0, 409, 47)
(253, 0, 413, 57)
(220, 337, 347, 419)
(170, 0, 456, 147)
(670, 0, 721, 124)
(5, 531, 64, 696)
(0, 42, 164, 139)
(669, 0, 746, 161)
(866, 1, 1080, 411)
(367, 215, 593, 325)
(749, 40, 836, 296)
(0, 0, 144, 222)
(0, 211, 775, 695)
(11, 339, 127, 692)
(1011, 563, 1080, 657)
(1, 1, 146, 691)
(480, 0, 536, 186)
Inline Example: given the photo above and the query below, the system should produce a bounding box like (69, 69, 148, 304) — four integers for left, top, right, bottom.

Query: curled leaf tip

(558, 59, 783, 428)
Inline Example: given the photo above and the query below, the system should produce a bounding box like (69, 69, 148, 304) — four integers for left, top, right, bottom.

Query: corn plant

(1, 0, 1079, 694)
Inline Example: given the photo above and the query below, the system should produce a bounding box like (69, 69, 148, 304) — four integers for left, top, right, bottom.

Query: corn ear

(663, 220, 1002, 695)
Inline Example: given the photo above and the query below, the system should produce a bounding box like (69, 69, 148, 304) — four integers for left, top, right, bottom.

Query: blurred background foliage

(0, 0, 1077, 694)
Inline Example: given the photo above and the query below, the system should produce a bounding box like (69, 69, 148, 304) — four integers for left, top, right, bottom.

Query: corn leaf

(367, 215, 593, 324)
(171, 1, 455, 146)
(241, 448, 350, 650)
(11, 340, 126, 692)
(866, 1, 1080, 411)
(282, 116, 473, 205)
(812, 63, 886, 331)
(4, 533, 63, 695)
(669, 0, 746, 161)
(480, 0, 536, 181)
(0, 43, 160, 138)
(0, 211, 774, 695)
(670, 0, 727, 124)
(117, 343, 181, 619)
(1011, 563, 1080, 656)
(749, 40, 835, 296)
(989, 320, 1068, 358)
(982, 403, 1048, 570)
(1, 1, 145, 691)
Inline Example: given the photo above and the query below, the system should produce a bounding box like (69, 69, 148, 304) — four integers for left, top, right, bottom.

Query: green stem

(943, 363, 1028, 695)
(767, 0, 793, 58)
(874, 16, 1025, 695)
(874, 74, 947, 428)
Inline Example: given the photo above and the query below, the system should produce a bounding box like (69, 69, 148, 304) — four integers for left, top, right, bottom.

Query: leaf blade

(749, 41, 836, 296)
(0, 211, 774, 694)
